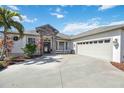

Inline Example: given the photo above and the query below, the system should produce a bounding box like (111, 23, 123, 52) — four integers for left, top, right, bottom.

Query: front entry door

(44, 42, 51, 53)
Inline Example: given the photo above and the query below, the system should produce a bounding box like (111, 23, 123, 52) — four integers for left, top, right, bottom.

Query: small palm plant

(0, 7, 24, 60)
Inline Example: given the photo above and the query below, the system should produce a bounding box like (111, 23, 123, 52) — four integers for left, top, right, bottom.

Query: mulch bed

(9, 55, 42, 63)
(0, 55, 42, 68)
(12, 56, 26, 62)
(111, 62, 124, 71)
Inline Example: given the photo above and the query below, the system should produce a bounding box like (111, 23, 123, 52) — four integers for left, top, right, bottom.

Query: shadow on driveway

(15, 54, 63, 65)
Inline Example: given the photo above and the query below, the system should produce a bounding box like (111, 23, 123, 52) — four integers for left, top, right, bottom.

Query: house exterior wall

(11, 34, 26, 54)
(112, 35, 121, 63)
(6, 27, 124, 63)
(25, 35, 40, 55)
(10, 33, 72, 55)
(120, 30, 124, 63)
(10, 34, 40, 55)
(71, 29, 122, 62)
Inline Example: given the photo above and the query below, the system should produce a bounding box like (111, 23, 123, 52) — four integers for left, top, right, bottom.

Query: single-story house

(3, 24, 124, 63)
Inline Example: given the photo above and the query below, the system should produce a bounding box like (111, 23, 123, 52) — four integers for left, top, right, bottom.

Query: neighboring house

(3, 24, 124, 63)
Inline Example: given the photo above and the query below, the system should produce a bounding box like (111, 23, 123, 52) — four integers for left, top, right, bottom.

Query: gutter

(70, 26, 124, 40)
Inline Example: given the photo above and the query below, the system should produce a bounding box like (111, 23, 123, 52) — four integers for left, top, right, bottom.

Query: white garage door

(77, 39, 113, 61)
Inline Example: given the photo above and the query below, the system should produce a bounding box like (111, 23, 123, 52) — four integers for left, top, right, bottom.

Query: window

(94, 41, 97, 44)
(99, 40, 103, 43)
(104, 39, 110, 43)
(28, 38, 35, 45)
(59, 42, 64, 50)
(77, 42, 82, 45)
(86, 42, 89, 44)
(90, 41, 93, 44)
(44, 38, 50, 42)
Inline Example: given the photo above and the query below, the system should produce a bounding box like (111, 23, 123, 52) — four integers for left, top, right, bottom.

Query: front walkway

(0, 54, 124, 88)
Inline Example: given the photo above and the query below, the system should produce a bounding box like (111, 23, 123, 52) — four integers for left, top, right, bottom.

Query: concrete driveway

(0, 54, 124, 88)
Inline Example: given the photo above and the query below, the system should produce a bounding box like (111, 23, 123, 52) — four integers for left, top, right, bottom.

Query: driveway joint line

(58, 67, 63, 88)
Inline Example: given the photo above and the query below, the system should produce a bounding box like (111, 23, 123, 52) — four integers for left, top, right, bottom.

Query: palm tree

(0, 7, 24, 59)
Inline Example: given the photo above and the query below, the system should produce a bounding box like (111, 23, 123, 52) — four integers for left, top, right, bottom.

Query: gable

(36, 24, 59, 36)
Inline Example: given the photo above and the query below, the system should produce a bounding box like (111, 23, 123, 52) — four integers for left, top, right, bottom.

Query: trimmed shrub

(22, 44, 37, 57)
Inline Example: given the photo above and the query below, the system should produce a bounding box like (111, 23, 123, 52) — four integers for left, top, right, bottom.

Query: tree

(0, 7, 24, 59)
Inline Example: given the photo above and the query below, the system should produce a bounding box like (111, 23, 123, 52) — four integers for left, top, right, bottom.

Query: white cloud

(56, 7, 61, 13)
(62, 18, 100, 35)
(63, 23, 99, 35)
(51, 13, 64, 19)
(21, 15, 37, 23)
(7, 5, 19, 11)
(109, 21, 124, 25)
(12, 16, 20, 22)
(62, 17, 101, 34)
(13, 15, 37, 23)
(55, 7, 68, 13)
(98, 5, 117, 11)
(62, 18, 124, 35)
(50, 7, 67, 19)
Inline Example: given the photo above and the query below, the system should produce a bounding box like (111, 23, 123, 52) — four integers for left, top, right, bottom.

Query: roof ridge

(71, 24, 124, 39)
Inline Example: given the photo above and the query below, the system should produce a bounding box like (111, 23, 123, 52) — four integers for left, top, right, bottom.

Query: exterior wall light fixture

(113, 38, 119, 49)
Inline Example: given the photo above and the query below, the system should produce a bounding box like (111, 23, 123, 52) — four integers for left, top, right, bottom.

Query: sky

(1, 5, 124, 35)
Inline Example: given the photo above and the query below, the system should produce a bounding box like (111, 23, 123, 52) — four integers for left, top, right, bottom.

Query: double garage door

(76, 39, 113, 61)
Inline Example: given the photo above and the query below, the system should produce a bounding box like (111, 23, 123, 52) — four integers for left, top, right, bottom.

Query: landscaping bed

(0, 54, 42, 71)
(0, 61, 8, 70)
(111, 62, 124, 71)
(8, 54, 42, 64)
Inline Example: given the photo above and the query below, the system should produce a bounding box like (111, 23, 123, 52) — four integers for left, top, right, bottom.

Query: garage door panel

(77, 40, 112, 61)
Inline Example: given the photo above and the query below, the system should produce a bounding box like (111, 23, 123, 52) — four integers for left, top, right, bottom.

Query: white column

(64, 41, 66, 51)
(52, 35, 56, 54)
(50, 37, 52, 49)
(57, 41, 59, 50)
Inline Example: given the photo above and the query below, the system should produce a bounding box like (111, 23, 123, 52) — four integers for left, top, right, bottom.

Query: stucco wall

(11, 35, 26, 54)
(112, 35, 121, 63)
(120, 30, 124, 63)
(11, 35, 40, 55)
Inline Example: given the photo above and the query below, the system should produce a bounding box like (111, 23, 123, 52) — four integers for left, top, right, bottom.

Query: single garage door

(76, 39, 113, 61)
